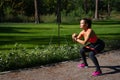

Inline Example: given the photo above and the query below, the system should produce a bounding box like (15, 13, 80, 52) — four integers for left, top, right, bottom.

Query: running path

(0, 49, 120, 80)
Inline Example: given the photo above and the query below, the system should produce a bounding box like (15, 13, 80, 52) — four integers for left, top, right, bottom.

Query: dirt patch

(0, 49, 120, 80)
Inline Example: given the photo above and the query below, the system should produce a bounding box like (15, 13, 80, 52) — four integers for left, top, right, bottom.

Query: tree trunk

(34, 0, 39, 24)
(94, 0, 99, 20)
(84, 0, 88, 14)
(107, 1, 110, 17)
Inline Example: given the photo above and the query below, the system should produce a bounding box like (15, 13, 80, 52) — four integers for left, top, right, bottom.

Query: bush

(104, 39, 120, 50)
(41, 14, 57, 23)
(0, 39, 119, 72)
(0, 44, 81, 72)
(61, 8, 94, 24)
(3, 14, 30, 23)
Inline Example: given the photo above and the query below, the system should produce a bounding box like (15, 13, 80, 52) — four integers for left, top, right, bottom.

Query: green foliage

(41, 14, 56, 23)
(0, 21, 120, 71)
(0, 44, 80, 72)
(0, 0, 120, 22)
(105, 39, 120, 50)
(0, 21, 120, 50)
(61, 7, 94, 24)
(0, 38, 119, 72)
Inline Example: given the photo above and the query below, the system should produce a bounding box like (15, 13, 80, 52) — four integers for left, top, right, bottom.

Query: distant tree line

(0, 0, 120, 23)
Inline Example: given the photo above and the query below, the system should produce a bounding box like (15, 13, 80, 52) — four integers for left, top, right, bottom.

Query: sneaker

(77, 63, 88, 68)
(92, 71, 102, 76)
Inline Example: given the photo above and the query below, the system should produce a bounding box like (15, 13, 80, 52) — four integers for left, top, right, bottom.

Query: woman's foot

(92, 70, 102, 76)
(77, 63, 88, 68)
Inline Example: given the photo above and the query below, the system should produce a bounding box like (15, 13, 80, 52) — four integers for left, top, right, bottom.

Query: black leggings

(80, 39, 105, 71)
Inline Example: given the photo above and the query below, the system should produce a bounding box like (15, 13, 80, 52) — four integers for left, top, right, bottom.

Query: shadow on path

(89, 65, 120, 75)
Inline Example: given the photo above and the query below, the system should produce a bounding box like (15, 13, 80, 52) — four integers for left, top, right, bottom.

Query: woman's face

(80, 20, 87, 29)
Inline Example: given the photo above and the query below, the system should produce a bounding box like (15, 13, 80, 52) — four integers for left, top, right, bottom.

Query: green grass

(0, 20, 120, 51)
(0, 21, 120, 71)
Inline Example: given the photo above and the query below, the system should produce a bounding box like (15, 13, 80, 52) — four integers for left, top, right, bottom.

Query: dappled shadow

(62, 20, 120, 25)
(0, 23, 120, 50)
(0, 25, 62, 50)
(93, 20, 120, 25)
(98, 33, 120, 36)
(0, 26, 53, 33)
(0, 26, 29, 33)
(0, 35, 73, 50)
(0, 34, 120, 50)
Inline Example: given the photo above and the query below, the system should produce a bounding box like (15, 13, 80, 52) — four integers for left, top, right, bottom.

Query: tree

(107, 0, 111, 17)
(0, 0, 4, 22)
(34, 0, 39, 24)
(84, 0, 88, 14)
(94, 0, 99, 19)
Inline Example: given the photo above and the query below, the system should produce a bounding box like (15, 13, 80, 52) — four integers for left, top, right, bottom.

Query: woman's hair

(82, 18, 92, 28)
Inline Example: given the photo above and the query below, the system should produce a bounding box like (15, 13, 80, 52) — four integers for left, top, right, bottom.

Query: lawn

(0, 21, 120, 71)
(0, 20, 120, 51)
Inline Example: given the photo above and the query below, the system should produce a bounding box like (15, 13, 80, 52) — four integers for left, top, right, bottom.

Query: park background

(0, 0, 120, 71)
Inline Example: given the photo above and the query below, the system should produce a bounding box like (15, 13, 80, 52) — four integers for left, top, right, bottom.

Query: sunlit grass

(0, 21, 120, 71)
(0, 21, 120, 51)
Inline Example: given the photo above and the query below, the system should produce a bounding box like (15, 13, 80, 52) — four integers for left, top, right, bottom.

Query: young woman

(72, 18, 105, 76)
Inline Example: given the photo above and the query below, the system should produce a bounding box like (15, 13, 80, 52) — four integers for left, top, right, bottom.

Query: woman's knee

(80, 48, 85, 54)
(89, 51, 95, 58)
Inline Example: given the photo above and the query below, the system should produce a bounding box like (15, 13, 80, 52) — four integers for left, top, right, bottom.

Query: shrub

(61, 8, 94, 24)
(0, 39, 119, 72)
(41, 14, 56, 23)
(0, 44, 81, 72)
(105, 39, 120, 50)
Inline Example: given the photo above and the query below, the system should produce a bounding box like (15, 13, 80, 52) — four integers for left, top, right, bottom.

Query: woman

(72, 18, 105, 76)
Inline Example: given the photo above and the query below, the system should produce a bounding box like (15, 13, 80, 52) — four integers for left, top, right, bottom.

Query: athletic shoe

(92, 71, 102, 76)
(77, 63, 88, 68)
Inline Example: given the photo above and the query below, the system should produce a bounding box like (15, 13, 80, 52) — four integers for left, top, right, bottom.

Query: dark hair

(82, 18, 92, 28)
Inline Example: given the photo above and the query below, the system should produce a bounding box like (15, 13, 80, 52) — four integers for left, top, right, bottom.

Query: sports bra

(88, 35, 98, 43)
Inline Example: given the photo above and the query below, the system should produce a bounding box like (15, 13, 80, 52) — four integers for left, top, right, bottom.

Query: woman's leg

(89, 51, 101, 71)
(80, 48, 89, 66)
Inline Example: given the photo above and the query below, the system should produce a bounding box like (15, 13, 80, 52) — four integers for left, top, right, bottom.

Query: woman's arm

(76, 31, 84, 39)
(72, 31, 83, 41)
(75, 29, 92, 45)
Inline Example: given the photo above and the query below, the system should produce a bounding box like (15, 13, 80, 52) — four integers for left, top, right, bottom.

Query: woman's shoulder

(80, 30, 85, 34)
(88, 28, 96, 36)
(86, 28, 93, 33)
(87, 28, 92, 31)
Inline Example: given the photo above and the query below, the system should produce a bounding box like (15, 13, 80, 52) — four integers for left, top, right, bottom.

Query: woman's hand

(72, 33, 78, 41)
